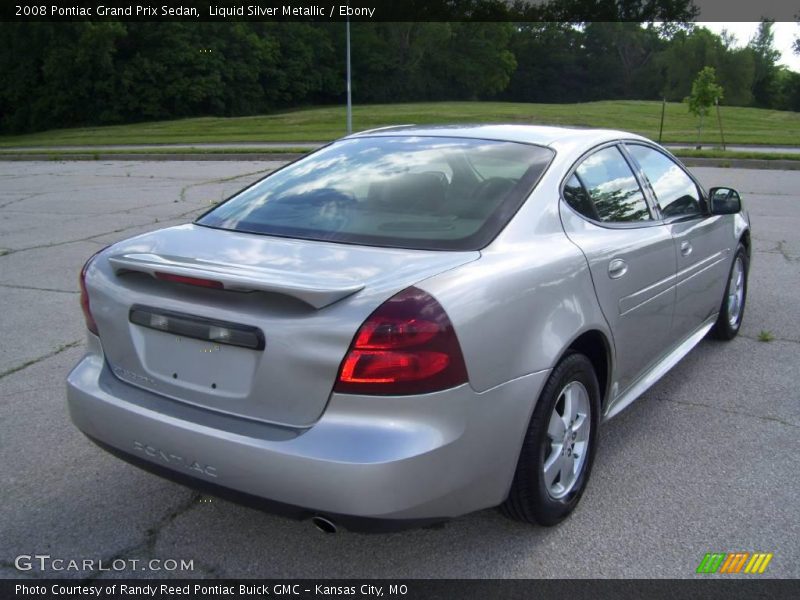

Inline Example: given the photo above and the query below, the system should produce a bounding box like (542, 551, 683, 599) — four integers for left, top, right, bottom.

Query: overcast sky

(698, 22, 800, 73)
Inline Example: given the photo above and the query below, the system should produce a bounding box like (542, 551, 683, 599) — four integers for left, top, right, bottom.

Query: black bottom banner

(2, 579, 798, 600)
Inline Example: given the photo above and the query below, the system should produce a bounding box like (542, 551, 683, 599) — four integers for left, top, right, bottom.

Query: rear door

(625, 143, 732, 341)
(559, 144, 677, 394)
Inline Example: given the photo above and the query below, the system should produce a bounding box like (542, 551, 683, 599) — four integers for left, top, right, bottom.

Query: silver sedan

(67, 125, 750, 532)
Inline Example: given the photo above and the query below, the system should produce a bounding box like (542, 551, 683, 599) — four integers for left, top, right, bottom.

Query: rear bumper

(66, 334, 549, 528)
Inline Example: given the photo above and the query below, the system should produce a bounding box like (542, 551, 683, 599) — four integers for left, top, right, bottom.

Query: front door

(624, 143, 732, 341)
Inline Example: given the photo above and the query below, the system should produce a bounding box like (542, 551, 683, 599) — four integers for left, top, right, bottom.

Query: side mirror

(708, 187, 741, 215)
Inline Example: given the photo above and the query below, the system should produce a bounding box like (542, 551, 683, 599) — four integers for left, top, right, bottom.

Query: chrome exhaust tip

(311, 515, 337, 534)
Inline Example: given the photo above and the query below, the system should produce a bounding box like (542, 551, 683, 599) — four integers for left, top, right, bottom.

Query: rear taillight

(334, 287, 468, 395)
(79, 250, 104, 335)
(154, 271, 224, 289)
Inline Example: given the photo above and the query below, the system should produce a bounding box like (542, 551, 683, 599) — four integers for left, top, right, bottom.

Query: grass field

(1, 147, 799, 162)
(1, 101, 798, 147)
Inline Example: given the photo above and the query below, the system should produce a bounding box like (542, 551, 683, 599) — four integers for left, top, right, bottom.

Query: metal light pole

(346, 14, 352, 135)
(715, 98, 726, 151)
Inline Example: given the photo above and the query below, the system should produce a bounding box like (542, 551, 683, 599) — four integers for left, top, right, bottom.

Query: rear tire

(501, 353, 600, 526)
(710, 243, 748, 341)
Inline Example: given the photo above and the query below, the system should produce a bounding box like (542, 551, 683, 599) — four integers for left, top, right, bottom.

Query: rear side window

(572, 146, 651, 223)
(627, 144, 702, 218)
(564, 174, 598, 221)
(197, 136, 554, 251)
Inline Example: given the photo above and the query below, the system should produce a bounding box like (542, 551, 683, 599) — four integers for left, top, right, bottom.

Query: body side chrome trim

(618, 272, 677, 316)
(676, 249, 730, 284)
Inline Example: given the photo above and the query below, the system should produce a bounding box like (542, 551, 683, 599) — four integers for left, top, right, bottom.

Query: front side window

(627, 144, 702, 218)
(574, 146, 651, 223)
(197, 136, 554, 251)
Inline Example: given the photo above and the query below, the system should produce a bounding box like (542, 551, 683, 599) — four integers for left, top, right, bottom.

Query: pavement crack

(83, 490, 203, 582)
(655, 395, 799, 429)
(740, 333, 800, 345)
(1, 383, 65, 397)
(0, 168, 273, 258)
(0, 220, 160, 256)
(757, 241, 799, 263)
(176, 206, 207, 219)
(0, 214, 196, 257)
(0, 283, 78, 294)
(775, 240, 798, 263)
(178, 167, 272, 202)
(0, 191, 47, 210)
(0, 340, 82, 381)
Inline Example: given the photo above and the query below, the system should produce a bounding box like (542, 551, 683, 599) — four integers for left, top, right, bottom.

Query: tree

(685, 66, 723, 148)
(773, 67, 800, 112)
(748, 20, 781, 108)
(659, 27, 753, 106)
(503, 23, 586, 102)
(581, 22, 662, 100)
(0, 18, 789, 136)
(526, 0, 698, 22)
(794, 14, 799, 56)
(418, 22, 517, 100)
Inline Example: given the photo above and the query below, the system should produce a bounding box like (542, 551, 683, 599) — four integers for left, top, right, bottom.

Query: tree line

(1, 20, 798, 134)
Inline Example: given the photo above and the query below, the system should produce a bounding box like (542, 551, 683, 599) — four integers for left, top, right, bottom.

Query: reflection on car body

(67, 125, 750, 531)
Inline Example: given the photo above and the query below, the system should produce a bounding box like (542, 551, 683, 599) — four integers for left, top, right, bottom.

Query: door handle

(608, 258, 628, 279)
(680, 241, 693, 256)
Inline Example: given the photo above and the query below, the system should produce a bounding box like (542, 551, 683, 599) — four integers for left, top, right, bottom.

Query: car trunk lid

(87, 224, 478, 427)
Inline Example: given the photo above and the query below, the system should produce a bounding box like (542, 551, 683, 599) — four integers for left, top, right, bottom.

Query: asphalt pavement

(0, 162, 798, 579)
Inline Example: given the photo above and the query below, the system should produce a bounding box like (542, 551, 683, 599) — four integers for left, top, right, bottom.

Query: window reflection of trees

(627, 146, 701, 217)
(588, 187, 650, 222)
(575, 147, 650, 223)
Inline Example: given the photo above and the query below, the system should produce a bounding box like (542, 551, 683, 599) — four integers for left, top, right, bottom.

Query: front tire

(710, 243, 748, 340)
(501, 353, 601, 526)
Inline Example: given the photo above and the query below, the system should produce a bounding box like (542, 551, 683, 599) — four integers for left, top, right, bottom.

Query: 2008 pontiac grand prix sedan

(67, 125, 750, 532)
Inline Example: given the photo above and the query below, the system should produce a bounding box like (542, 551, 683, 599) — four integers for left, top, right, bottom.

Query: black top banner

(3, 0, 799, 22)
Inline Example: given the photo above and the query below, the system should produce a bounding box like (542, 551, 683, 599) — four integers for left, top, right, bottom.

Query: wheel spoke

(543, 450, 563, 489)
(572, 413, 590, 442)
(562, 452, 577, 477)
(561, 386, 575, 426)
(542, 379, 592, 500)
(548, 409, 566, 440)
(727, 257, 745, 326)
(573, 439, 588, 461)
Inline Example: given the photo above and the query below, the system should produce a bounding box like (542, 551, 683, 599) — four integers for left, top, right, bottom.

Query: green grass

(3, 147, 799, 163)
(0, 147, 313, 155)
(758, 330, 775, 342)
(1, 101, 798, 148)
(672, 149, 800, 161)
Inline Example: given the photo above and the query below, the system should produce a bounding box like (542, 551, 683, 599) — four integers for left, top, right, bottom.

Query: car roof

(347, 123, 652, 150)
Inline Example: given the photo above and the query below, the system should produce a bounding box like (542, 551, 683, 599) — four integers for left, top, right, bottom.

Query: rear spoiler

(108, 253, 364, 309)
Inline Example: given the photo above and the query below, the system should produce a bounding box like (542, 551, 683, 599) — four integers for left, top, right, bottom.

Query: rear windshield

(197, 136, 554, 250)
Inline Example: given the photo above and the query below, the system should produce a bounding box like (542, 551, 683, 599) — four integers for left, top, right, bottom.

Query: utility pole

(658, 97, 666, 144)
(715, 98, 726, 151)
(346, 15, 352, 135)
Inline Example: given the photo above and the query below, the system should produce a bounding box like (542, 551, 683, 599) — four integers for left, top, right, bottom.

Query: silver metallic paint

(68, 332, 550, 518)
(67, 125, 749, 522)
(86, 226, 478, 426)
